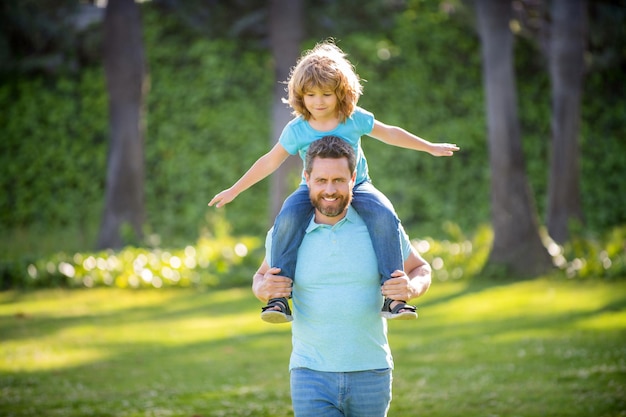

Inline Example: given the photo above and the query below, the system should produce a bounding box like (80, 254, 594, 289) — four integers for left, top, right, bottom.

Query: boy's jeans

(271, 182, 403, 283)
(290, 367, 392, 417)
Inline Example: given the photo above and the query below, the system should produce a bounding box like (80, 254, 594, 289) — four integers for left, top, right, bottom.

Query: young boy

(209, 40, 458, 323)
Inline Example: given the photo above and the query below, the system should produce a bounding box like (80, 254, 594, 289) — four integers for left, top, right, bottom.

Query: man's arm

(381, 245, 431, 302)
(252, 258, 293, 303)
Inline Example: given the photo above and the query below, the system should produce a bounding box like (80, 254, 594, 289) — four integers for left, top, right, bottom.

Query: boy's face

(303, 87, 338, 121)
(304, 156, 356, 225)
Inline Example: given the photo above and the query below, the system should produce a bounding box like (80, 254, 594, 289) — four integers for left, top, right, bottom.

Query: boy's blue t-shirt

(279, 107, 375, 185)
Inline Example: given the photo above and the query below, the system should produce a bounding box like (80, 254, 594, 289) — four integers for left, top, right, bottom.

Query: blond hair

(286, 41, 363, 123)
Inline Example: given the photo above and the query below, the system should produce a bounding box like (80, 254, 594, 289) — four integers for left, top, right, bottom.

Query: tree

(546, 0, 587, 243)
(268, 0, 304, 221)
(97, 0, 148, 249)
(475, 0, 552, 277)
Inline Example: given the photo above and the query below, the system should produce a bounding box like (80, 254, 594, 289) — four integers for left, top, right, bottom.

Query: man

(253, 135, 432, 416)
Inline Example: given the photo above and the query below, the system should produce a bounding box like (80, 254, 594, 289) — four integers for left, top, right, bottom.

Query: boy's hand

(208, 188, 237, 208)
(429, 143, 460, 157)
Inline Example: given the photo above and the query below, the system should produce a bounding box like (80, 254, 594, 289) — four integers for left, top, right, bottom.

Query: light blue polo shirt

(265, 206, 412, 372)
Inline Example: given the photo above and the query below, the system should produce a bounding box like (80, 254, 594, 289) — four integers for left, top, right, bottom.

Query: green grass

(1, 278, 625, 417)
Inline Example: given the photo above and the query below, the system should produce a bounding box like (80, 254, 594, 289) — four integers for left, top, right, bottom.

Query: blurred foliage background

(0, 0, 624, 287)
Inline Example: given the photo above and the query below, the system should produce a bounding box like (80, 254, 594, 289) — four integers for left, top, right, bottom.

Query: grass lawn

(1, 278, 625, 417)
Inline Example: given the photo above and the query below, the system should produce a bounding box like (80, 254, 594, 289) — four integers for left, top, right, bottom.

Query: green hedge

(142, 9, 273, 241)
(0, 71, 107, 229)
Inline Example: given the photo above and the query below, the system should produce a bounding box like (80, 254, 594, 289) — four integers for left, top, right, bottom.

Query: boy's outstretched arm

(369, 120, 459, 157)
(209, 142, 290, 208)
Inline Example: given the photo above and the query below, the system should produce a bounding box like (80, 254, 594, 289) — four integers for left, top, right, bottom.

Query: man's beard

(311, 192, 351, 217)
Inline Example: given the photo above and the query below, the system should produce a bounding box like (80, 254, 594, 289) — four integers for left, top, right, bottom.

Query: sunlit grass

(1, 278, 625, 416)
(388, 278, 626, 417)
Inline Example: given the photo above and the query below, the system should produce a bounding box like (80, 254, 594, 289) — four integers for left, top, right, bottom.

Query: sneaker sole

(380, 312, 418, 320)
(261, 311, 293, 324)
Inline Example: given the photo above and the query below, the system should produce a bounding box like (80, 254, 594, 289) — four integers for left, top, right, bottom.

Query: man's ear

(304, 171, 311, 187)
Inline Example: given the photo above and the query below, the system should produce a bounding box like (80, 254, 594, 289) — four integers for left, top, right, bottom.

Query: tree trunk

(476, 0, 552, 278)
(268, 0, 304, 223)
(546, 0, 587, 243)
(97, 0, 147, 249)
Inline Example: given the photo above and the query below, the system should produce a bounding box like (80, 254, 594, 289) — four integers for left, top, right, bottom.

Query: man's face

(304, 157, 356, 223)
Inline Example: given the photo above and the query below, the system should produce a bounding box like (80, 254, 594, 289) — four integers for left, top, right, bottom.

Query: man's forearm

(252, 258, 270, 303)
(408, 264, 431, 299)
(252, 271, 268, 303)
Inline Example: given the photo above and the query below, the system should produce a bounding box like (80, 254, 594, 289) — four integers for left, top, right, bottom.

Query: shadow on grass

(1, 280, 625, 417)
(0, 288, 265, 342)
(405, 277, 626, 346)
(0, 289, 295, 416)
(1, 330, 295, 417)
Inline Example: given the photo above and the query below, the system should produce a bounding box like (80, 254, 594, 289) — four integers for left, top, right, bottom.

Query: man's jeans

(290, 368, 392, 417)
(271, 182, 403, 283)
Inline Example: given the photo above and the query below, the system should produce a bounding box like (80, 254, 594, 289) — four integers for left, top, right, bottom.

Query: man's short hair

(305, 136, 357, 175)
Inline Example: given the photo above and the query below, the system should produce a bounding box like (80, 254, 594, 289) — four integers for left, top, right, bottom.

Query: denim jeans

(290, 368, 392, 417)
(271, 182, 403, 283)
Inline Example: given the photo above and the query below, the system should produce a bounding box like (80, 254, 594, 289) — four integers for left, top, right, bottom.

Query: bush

(1, 219, 265, 290)
(549, 225, 626, 280)
(3, 222, 623, 290)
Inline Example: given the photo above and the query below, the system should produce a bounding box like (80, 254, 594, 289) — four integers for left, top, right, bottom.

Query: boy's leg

(352, 182, 417, 320)
(262, 186, 312, 323)
(351, 182, 404, 283)
(271, 185, 314, 280)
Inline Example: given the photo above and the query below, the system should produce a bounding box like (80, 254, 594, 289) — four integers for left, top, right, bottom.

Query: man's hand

(252, 263, 293, 303)
(381, 270, 419, 302)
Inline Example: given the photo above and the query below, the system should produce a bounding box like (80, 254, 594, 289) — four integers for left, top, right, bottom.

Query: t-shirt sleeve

(278, 120, 301, 155)
(353, 107, 375, 136)
(399, 223, 413, 261)
(265, 228, 274, 265)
